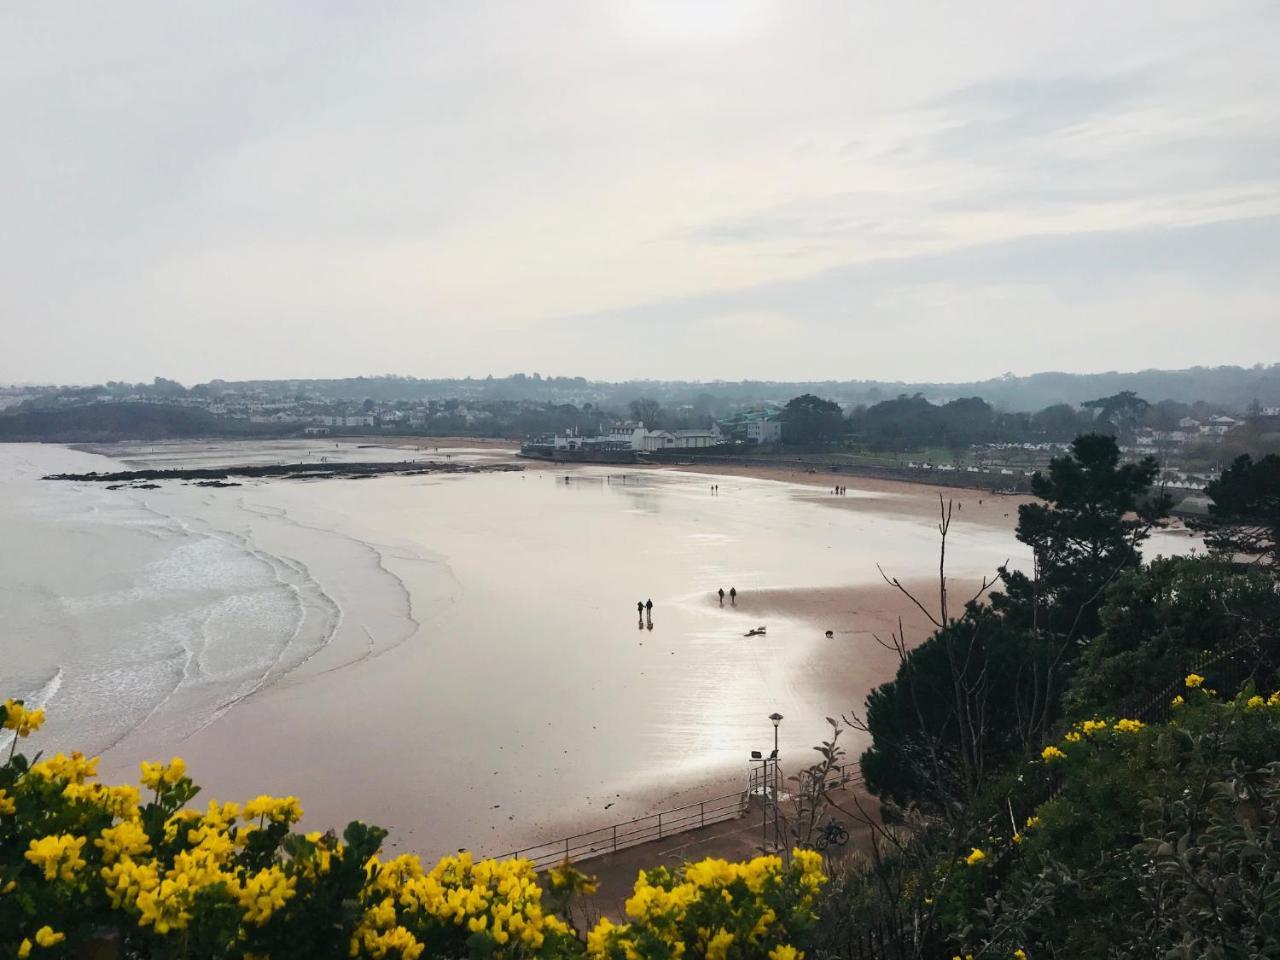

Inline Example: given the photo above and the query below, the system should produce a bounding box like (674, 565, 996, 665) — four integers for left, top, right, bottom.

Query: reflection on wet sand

(1, 443, 1199, 860)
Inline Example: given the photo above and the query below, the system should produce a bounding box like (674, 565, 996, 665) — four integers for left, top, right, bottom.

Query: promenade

(577, 782, 877, 920)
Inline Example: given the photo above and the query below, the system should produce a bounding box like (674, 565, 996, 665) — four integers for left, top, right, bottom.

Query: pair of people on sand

(717, 587, 737, 606)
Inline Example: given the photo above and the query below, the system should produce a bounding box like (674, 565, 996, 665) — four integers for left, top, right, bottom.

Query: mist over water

(0, 441, 1197, 857)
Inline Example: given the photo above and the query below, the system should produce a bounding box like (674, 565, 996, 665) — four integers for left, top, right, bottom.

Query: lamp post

(768, 713, 783, 854)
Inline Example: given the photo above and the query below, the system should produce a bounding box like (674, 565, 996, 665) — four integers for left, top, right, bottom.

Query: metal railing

(498, 762, 867, 872)
(499, 791, 750, 871)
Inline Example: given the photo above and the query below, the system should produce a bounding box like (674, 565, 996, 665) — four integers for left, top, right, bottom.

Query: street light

(764, 713, 785, 855)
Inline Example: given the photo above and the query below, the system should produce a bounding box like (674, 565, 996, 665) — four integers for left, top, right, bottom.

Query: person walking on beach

(644, 599, 653, 617)
(729, 587, 737, 605)
(718, 587, 725, 606)
(637, 601, 644, 618)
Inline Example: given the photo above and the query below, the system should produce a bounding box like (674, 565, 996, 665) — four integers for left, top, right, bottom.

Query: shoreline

(16, 440, 1034, 863)
(665, 459, 1039, 524)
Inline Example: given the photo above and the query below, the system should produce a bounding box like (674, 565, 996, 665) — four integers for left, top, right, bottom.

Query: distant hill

(199, 364, 1280, 411)
(0, 403, 277, 443)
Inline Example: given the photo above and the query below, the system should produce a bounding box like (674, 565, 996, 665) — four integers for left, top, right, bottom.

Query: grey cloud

(564, 213, 1280, 332)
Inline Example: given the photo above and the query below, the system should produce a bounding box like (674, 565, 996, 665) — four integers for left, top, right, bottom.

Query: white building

(672, 430, 718, 449)
(1203, 415, 1239, 436)
(606, 421, 644, 444)
(746, 420, 782, 443)
(634, 430, 675, 452)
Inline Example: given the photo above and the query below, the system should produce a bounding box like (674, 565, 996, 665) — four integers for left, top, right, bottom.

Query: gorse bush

(957, 683, 1280, 958)
(815, 683, 1280, 959)
(589, 853, 825, 960)
(1, 698, 824, 960)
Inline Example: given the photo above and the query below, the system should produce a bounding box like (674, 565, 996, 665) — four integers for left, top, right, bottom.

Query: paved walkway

(576, 783, 879, 919)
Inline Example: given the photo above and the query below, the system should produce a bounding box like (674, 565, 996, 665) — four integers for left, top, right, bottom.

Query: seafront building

(714, 406, 785, 444)
(523, 421, 727, 461)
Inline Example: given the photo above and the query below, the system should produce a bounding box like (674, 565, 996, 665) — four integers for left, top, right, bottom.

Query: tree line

(797, 438, 1280, 957)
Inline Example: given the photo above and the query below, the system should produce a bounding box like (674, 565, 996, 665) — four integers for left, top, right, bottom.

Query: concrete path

(572, 785, 878, 920)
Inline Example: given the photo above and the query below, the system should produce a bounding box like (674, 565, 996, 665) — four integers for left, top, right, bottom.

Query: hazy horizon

(4, 2, 1278, 384)
(6, 360, 1280, 393)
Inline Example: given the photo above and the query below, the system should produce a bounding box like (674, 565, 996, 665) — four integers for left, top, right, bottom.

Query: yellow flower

(18, 939, 32, 958)
(706, 929, 735, 960)
(238, 866, 296, 925)
(1268, 691, 1280, 707)
(1171, 695, 1185, 708)
(769, 946, 802, 960)
(1013, 950, 1028, 960)
(2, 699, 45, 737)
(1247, 695, 1266, 712)
(359, 925, 425, 960)
(243, 794, 304, 825)
(34, 927, 65, 948)
(103, 785, 142, 821)
(31, 751, 99, 784)
(1041, 745, 1066, 763)
(25, 834, 87, 882)
(1185, 673, 1204, 689)
(96, 821, 151, 865)
(1081, 719, 1107, 737)
(162, 810, 201, 843)
(964, 847, 986, 867)
(1011, 832, 1023, 845)
(101, 858, 159, 910)
(136, 875, 194, 934)
(1024, 816, 1041, 830)
(548, 860, 599, 896)
(140, 757, 186, 791)
(587, 917, 626, 958)
(1115, 718, 1144, 733)
(1064, 732, 1082, 743)
(0, 788, 15, 816)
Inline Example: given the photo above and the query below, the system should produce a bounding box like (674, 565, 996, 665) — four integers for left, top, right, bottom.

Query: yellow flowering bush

(3, 699, 46, 740)
(350, 850, 580, 959)
(587, 850, 825, 960)
(1040, 746, 1066, 764)
(1, 694, 830, 959)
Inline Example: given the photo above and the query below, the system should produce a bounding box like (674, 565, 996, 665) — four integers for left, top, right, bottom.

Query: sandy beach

(667, 459, 1038, 525)
(0, 441, 1199, 863)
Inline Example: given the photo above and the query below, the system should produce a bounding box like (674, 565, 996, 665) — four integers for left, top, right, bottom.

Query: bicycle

(812, 819, 850, 851)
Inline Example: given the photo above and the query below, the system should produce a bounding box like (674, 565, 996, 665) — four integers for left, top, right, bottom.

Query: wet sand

(4, 442, 1196, 863)
(667, 460, 1038, 526)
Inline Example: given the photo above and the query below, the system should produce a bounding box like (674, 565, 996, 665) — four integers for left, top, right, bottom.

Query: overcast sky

(3, 2, 1278, 385)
